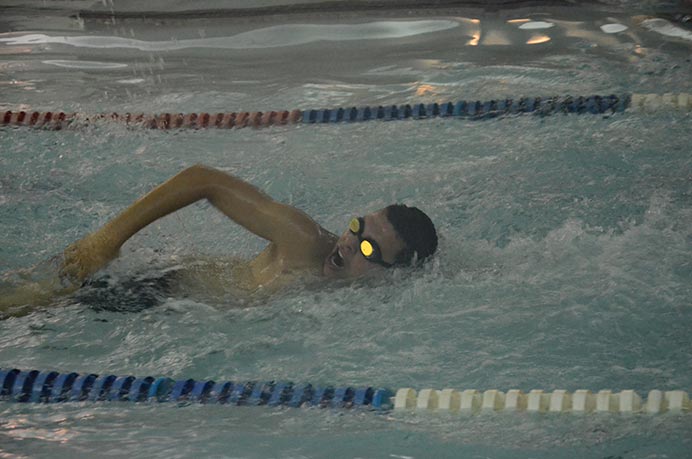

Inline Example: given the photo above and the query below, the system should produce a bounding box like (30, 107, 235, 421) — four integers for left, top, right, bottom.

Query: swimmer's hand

(60, 230, 120, 285)
(0, 230, 119, 318)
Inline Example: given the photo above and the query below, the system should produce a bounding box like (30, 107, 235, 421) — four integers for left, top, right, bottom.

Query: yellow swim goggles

(349, 217, 393, 268)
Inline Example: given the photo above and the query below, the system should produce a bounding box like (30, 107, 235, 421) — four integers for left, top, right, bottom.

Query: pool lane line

(0, 368, 392, 409)
(1, 368, 690, 414)
(394, 388, 690, 414)
(2, 93, 690, 131)
(0, 110, 302, 130)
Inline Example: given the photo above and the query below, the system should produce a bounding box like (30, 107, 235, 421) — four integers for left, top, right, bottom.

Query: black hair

(385, 204, 438, 266)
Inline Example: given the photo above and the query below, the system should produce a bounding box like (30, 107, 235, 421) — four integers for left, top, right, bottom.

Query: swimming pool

(1, 0, 691, 457)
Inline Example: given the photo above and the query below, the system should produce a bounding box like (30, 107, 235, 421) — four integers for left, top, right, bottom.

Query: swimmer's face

(323, 209, 406, 279)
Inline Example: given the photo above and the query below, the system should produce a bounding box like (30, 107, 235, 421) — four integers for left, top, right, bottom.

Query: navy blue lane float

(0, 368, 392, 409)
(300, 94, 630, 124)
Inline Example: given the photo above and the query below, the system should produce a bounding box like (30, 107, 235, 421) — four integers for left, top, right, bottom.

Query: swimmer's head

(323, 204, 437, 279)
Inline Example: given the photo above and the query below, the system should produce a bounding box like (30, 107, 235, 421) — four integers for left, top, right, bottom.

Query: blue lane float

(0, 368, 392, 409)
(300, 94, 632, 124)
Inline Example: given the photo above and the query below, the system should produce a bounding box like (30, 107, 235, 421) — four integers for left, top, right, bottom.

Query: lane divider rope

(0, 368, 392, 409)
(394, 388, 690, 414)
(2, 368, 689, 414)
(1, 93, 689, 131)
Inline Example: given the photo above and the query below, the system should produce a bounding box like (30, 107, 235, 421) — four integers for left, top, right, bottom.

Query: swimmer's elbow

(185, 163, 217, 175)
(177, 164, 233, 200)
(181, 164, 245, 193)
(180, 164, 220, 184)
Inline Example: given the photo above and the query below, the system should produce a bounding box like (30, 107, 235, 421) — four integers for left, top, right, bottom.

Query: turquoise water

(1, 2, 692, 458)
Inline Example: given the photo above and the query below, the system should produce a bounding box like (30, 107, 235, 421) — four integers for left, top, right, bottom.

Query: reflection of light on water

(519, 21, 555, 30)
(462, 18, 511, 46)
(634, 45, 647, 56)
(42, 59, 127, 69)
(117, 78, 146, 84)
(0, 79, 35, 91)
(3, 415, 77, 444)
(527, 34, 551, 45)
(416, 84, 436, 96)
(0, 20, 461, 51)
(0, 46, 32, 54)
(600, 23, 628, 34)
(482, 30, 511, 46)
(455, 17, 480, 46)
(552, 19, 626, 48)
(507, 18, 530, 24)
(0, 102, 31, 111)
(641, 18, 692, 42)
(8, 427, 77, 443)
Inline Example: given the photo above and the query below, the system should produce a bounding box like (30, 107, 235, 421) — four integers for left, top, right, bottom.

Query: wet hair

(385, 204, 438, 266)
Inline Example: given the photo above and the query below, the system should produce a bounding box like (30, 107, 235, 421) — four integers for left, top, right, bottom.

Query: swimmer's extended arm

(60, 165, 326, 283)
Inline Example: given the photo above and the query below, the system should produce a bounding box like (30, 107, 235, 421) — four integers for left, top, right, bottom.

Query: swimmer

(1, 165, 437, 315)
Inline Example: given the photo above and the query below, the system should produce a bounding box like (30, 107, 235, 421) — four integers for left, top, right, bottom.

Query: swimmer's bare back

(1, 165, 337, 316)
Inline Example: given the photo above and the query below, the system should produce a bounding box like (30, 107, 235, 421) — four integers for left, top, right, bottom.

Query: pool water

(1, 1, 691, 458)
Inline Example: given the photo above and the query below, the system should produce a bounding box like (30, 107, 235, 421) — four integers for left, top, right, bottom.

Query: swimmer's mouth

(329, 246, 345, 268)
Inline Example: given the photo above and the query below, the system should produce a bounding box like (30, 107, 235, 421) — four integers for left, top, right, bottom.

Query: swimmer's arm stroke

(60, 164, 329, 284)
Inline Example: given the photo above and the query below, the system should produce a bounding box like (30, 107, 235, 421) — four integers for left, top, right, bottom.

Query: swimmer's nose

(341, 237, 357, 255)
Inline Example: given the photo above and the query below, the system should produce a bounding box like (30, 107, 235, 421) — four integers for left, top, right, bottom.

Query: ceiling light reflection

(415, 84, 436, 96)
(527, 34, 551, 45)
